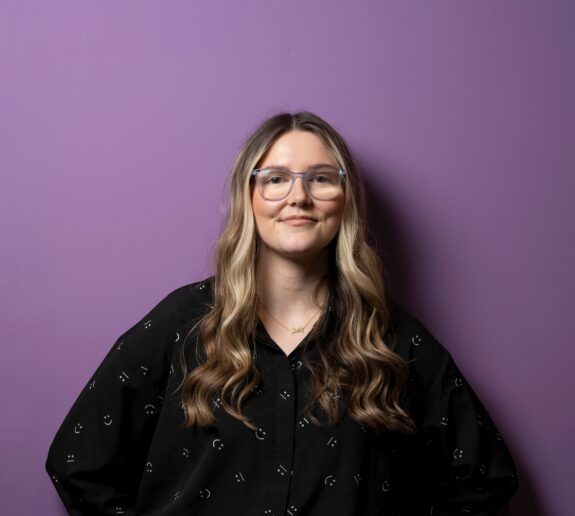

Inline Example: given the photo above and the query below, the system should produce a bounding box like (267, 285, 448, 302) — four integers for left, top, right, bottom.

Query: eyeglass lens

(256, 167, 343, 200)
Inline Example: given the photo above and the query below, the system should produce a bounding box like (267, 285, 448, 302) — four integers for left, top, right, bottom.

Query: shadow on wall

(359, 159, 545, 516)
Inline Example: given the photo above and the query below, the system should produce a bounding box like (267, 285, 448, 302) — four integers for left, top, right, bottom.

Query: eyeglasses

(250, 166, 346, 201)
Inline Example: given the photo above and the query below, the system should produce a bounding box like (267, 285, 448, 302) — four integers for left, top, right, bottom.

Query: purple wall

(1, 1, 573, 514)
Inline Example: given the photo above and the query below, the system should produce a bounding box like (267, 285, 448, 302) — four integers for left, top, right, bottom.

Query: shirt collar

(254, 302, 335, 359)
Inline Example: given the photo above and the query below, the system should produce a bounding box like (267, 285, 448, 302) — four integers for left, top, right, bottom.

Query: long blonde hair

(178, 111, 415, 435)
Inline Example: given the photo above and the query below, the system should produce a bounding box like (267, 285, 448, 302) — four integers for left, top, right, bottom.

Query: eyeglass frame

(250, 166, 346, 201)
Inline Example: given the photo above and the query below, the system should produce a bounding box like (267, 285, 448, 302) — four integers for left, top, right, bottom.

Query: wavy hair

(178, 111, 416, 435)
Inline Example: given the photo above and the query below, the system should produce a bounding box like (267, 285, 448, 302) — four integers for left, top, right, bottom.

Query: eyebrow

(262, 163, 337, 170)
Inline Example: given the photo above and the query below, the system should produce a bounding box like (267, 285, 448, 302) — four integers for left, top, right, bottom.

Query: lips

(281, 216, 317, 222)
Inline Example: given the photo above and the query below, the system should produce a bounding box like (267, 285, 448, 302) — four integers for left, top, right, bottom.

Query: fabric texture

(45, 276, 518, 515)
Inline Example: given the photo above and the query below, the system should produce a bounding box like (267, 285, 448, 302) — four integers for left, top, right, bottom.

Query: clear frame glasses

(250, 166, 346, 201)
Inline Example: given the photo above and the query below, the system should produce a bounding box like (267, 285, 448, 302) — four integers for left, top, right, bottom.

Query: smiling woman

(45, 111, 518, 516)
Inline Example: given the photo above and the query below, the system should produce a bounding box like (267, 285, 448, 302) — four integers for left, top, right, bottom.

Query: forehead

(258, 130, 336, 169)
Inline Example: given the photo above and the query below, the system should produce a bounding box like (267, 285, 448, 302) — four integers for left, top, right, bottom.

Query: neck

(255, 246, 330, 316)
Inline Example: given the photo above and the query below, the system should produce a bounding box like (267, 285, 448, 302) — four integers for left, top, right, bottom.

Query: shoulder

(147, 275, 215, 327)
(117, 276, 214, 362)
(385, 300, 454, 391)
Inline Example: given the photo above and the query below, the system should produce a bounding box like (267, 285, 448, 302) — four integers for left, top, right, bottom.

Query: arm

(45, 293, 182, 515)
(386, 303, 518, 515)
(420, 349, 518, 516)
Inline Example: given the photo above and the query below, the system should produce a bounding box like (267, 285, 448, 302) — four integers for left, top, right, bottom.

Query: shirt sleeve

(396, 307, 518, 516)
(45, 291, 184, 516)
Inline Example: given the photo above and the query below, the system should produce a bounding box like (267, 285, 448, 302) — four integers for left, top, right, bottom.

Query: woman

(46, 111, 518, 515)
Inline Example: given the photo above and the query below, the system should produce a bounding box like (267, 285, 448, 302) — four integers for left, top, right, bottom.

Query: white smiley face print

(324, 475, 336, 486)
(199, 488, 211, 499)
(254, 427, 267, 440)
(103, 414, 113, 426)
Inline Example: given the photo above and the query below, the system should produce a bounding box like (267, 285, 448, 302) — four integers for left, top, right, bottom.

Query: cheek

(251, 191, 277, 227)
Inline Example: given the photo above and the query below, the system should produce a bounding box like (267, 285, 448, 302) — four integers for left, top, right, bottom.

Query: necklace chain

(261, 304, 322, 335)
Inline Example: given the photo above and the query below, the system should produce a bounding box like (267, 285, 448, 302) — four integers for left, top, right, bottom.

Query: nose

(287, 176, 311, 204)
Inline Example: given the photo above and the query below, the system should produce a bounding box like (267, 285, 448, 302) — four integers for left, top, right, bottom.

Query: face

(251, 130, 345, 261)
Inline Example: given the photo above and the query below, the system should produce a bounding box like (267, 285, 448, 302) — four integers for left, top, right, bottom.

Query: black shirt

(45, 277, 518, 515)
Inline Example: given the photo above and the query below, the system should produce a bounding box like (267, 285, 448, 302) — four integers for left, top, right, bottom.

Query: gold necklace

(261, 304, 322, 335)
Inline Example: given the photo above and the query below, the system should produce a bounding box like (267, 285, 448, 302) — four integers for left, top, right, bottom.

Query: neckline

(254, 304, 334, 359)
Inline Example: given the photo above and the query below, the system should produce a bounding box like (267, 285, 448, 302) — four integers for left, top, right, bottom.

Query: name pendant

(289, 326, 304, 335)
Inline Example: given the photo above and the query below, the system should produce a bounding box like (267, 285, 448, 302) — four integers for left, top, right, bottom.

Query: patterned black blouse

(45, 276, 518, 515)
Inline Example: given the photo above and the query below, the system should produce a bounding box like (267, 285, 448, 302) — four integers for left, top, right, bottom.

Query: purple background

(1, 1, 573, 515)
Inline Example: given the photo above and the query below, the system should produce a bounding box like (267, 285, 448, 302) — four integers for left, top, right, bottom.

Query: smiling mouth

(281, 218, 317, 225)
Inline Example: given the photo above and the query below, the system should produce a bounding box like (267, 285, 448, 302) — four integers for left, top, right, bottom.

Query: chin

(276, 244, 328, 259)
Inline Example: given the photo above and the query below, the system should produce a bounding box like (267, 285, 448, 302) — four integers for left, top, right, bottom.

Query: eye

(262, 170, 290, 185)
(308, 170, 339, 184)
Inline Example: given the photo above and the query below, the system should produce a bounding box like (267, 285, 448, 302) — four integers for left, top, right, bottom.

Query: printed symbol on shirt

(144, 404, 156, 415)
(103, 414, 113, 426)
(145, 462, 153, 473)
(114, 506, 125, 514)
(182, 448, 190, 459)
(411, 334, 422, 346)
(169, 363, 175, 376)
(462, 505, 472, 513)
(51, 474, 59, 483)
(297, 417, 310, 428)
(495, 432, 503, 442)
(197, 282, 206, 290)
(212, 396, 221, 409)
(287, 504, 298, 515)
(173, 491, 181, 501)
(353, 473, 362, 484)
(88, 379, 96, 390)
(199, 488, 211, 499)
(254, 427, 267, 440)
(144, 320, 152, 329)
(175, 332, 180, 343)
(476, 414, 484, 426)
(140, 365, 149, 376)
(454, 377, 463, 387)
(479, 464, 487, 476)
(119, 371, 130, 383)
(116, 340, 124, 351)
(390, 448, 398, 459)
(277, 464, 288, 476)
(452, 448, 464, 461)
(440, 416, 449, 426)
(263, 510, 275, 515)
(382, 480, 391, 492)
(250, 384, 264, 396)
(326, 436, 338, 447)
(291, 360, 302, 371)
(324, 475, 336, 486)
(73, 423, 83, 434)
(234, 471, 245, 483)
(66, 453, 76, 463)
(212, 438, 224, 450)
(280, 389, 291, 400)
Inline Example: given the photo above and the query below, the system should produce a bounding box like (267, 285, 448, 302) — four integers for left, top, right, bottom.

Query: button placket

(269, 354, 297, 515)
